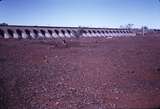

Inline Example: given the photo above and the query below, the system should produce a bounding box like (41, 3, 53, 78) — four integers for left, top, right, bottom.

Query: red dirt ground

(0, 36, 160, 109)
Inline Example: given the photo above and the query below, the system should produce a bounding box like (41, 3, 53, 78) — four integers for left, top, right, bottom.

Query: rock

(55, 101, 60, 105)
(112, 88, 120, 94)
(43, 56, 49, 63)
(109, 103, 116, 108)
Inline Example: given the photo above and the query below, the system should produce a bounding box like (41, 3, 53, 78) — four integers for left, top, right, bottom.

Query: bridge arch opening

(0, 29, 5, 38)
(119, 31, 122, 33)
(109, 30, 113, 33)
(93, 30, 96, 33)
(33, 29, 38, 38)
(67, 30, 71, 35)
(116, 31, 120, 33)
(88, 30, 92, 34)
(54, 30, 59, 35)
(83, 30, 87, 34)
(113, 30, 116, 33)
(48, 30, 52, 36)
(16, 29, 23, 39)
(101, 31, 105, 34)
(25, 29, 31, 39)
(7, 29, 14, 38)
(40, 30, 46, 36)
(61, 30, 65, 35)
(97, 30, 100, 34)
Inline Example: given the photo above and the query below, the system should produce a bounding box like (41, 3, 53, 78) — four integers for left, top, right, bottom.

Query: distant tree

(0, 23, 8, 26)
(77, 27, 85, 38)
(126, 24, 134, 29)
(73, 27, 85, 38)
(119, 24, 134, 29)
(141, 26, 149, 36)
(119, 25, 124, 28)
(142, 26, 148, 30)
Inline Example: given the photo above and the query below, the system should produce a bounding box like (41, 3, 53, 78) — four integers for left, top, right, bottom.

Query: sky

(0, 0, 160, 28)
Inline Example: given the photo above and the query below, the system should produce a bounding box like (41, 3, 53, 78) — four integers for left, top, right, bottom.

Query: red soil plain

(0, 35, 160, 109)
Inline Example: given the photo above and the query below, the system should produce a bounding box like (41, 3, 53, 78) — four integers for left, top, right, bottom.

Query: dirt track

(0, 36, 160, 109)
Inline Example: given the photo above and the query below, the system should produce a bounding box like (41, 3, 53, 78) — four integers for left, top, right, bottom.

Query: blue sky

(0, 0, 160, 28)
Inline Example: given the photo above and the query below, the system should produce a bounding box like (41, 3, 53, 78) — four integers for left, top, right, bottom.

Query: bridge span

(0, 25, 136, 39)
